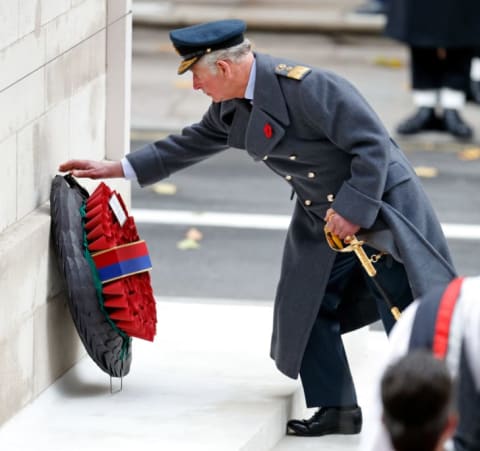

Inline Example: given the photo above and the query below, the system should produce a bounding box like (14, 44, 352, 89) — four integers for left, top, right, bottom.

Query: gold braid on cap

(177, 56, 200, 74)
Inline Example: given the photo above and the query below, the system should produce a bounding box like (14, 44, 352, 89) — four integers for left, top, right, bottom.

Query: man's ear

(216, 60, 231, 78)
(438, 413, 458, 447)
(444, 413, 458, 438)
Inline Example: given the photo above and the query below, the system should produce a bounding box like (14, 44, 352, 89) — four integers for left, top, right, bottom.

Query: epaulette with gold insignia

(275, 63, 312, 80)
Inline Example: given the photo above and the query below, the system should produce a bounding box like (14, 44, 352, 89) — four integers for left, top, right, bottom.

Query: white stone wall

(0, 0, 132, 425)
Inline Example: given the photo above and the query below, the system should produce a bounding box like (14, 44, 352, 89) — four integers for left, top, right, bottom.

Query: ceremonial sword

(324, 228, 402, 321)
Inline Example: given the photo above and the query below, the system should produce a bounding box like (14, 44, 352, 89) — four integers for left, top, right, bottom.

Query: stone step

(271, 326, 389, 451)
(0, 299, 304, 451)
(0, 295, 388, 451)
(132, 0, 385, 34)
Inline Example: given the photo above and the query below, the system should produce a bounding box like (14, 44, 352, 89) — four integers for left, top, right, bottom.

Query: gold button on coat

(304, 200, 312, 206)
(285, 175, 292, 181)
(308, 171, 316, 178)
(327, 194, 335, 202)
(289, 155, 297, 160)
(263, 155, 269, 161)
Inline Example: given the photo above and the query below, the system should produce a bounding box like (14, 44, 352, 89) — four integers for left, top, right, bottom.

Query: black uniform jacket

(127, 52, 456, 378)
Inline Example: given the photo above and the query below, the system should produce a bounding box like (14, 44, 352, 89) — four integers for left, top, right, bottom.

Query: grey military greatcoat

(127, 52, 456, 379)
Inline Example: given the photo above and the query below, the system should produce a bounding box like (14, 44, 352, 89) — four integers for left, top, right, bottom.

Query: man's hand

(324, 208, 360, 241)
(58, 160, 124, 179)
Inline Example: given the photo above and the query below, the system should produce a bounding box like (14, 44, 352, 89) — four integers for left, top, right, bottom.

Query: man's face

(190, 61, 234, 102)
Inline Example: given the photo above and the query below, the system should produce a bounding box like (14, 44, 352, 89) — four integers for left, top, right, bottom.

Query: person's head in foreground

(381, 350, 458, 451)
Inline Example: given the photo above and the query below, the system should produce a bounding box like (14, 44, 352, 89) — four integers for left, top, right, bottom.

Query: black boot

(443, 109, 473, 140)
(470, 80, 480, 104)
(286, 406, 362, 437)
(396, 107, 442, 135)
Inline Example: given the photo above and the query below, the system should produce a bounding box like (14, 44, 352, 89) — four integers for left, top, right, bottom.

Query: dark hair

(381, 349, 453, 451)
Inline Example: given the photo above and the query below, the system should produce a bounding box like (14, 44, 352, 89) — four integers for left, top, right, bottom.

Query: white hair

(197, 38, 252, 74)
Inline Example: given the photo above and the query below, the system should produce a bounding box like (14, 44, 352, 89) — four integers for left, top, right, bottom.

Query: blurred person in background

(386, 0, 480, 140)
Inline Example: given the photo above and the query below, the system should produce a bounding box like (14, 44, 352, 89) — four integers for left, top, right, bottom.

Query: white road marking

(132, 208, 480, 240)
(155, 296, 272, 307)
(132, 208, 291, 230)
(441, 223, 480, 241)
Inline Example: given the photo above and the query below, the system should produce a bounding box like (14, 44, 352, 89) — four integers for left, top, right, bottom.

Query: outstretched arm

(59, 160, 124, 179)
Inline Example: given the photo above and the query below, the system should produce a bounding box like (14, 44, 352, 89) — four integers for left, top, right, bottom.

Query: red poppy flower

(263, 123, 273, 139)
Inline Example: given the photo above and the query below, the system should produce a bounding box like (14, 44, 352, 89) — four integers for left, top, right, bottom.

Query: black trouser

(299, 248, 413, 408)
(410, 46, 473, 92)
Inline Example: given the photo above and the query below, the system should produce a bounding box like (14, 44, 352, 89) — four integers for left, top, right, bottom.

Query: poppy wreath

(50, 174, 157, 378)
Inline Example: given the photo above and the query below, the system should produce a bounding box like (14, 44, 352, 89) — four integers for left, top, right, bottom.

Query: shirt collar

(244, 57, 256, 101)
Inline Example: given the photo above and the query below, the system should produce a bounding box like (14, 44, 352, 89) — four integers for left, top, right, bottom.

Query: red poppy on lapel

(263, 123, 273, 139)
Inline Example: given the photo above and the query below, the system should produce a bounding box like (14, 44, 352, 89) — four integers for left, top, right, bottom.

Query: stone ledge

(0, 300, 304, 450)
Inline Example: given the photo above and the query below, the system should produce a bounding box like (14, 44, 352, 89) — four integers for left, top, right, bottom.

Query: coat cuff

(121, 157, 137, 180)
(333, 181, 381, 229)
(126, 144, 169, 187)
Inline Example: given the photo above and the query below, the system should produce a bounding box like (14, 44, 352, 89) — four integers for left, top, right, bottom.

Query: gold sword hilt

(325, 230, 376, 276)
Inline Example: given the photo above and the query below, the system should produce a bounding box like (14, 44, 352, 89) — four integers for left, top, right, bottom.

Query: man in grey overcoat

(60, 19, 457, 437)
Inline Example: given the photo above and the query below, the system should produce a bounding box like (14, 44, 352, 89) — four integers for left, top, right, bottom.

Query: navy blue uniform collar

(252, 53, 290, 127)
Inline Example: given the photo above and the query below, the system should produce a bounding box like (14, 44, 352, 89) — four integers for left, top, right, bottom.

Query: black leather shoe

(443, 109, 473, 140)
(286, 406, 362, 437)
(396, 107, 442, 135)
